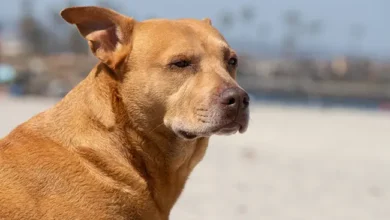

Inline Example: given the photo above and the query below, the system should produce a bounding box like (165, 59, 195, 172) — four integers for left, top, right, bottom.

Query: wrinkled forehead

(131, 19, 231, 58)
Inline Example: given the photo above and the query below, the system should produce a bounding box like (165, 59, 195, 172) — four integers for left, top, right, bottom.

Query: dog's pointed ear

(61, 6, 135, 69)
(202, 18, 212, 26)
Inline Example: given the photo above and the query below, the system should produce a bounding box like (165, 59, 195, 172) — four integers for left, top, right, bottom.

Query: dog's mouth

(178, 130, 198, 140)
(177, 121, 247, 140)
(173, 107, 249, 140)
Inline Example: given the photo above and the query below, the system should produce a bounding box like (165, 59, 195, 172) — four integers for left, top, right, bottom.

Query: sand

(1, 96, 389, 220)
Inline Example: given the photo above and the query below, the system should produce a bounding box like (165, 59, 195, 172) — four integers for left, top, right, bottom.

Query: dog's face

(61, 7, 249, 140)
(128, 20, 250, 139)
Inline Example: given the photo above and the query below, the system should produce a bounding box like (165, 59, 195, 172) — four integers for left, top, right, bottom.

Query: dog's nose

(220, 88, 250, 110)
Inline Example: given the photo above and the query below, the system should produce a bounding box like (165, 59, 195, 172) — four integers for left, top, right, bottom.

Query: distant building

(1, 34, 25, 57)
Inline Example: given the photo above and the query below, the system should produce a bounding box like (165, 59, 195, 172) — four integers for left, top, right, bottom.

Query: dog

(0, 6, 250, 220)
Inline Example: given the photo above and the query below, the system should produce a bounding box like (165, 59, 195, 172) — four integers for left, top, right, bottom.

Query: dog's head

(61, 6, 249, 140)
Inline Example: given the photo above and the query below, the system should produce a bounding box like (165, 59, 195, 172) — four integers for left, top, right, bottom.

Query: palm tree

(0, 23, 3, 61)
(256, 23, 272, 45)
(283, 10, 302, 32)
(348, 24, 366, 56)
(281, 10, 303, 58)
(306, 19, 323, 52)
(240, 5, 256, 24)
(19, 0, 48, 55)
(218, 11, 234, 33)
(307, 20, 323, 37)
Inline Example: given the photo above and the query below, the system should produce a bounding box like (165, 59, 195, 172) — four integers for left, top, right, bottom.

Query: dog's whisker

(147, 123, 165, 135)
(198, 119, 209, 124)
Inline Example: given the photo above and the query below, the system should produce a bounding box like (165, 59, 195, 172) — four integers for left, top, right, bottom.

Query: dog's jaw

(167, 114, 249, 140)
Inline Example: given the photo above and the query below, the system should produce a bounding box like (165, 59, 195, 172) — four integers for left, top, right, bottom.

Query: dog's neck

(30, 64, 208, 215)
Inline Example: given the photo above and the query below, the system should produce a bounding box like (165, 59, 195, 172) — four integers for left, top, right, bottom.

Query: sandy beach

(1, 96, 389, 220)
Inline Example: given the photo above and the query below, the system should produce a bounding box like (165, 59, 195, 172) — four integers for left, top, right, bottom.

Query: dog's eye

(228, 57, 238, 66)
(172, 60, 191, 68)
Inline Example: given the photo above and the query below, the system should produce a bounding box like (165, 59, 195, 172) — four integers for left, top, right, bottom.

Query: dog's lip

(174, 117, 248, 139)
(238, 123, 247, 134)
(212, 121, 241, 133)
(178, 130, 198, 140)
(176, 122, 239, 139)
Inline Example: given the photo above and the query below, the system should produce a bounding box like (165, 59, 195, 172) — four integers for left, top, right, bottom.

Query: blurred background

(0, 0, 389, 219)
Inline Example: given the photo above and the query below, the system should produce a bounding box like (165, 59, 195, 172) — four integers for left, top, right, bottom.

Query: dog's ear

(61, 6, 135, 69)
(202, 18, 212, 26)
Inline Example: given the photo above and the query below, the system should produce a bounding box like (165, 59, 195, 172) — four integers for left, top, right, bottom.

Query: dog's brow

(206, 36, 228, 48)
(169, 52, 199, 62)
(222, 47, 233, 59)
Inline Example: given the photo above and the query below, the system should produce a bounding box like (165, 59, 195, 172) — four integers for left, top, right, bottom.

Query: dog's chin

(213, 122, 242, 136)
(175, 122, 247, 140)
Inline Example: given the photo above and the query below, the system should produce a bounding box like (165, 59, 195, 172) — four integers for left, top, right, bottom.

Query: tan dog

(0, 6, 250, 220)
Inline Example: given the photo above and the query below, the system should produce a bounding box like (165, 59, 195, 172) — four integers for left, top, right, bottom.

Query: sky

(0, 0, 389, 57)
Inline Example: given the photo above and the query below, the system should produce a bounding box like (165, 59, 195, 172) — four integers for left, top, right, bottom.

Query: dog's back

(0, 124, 156, 220)
(0, 125, 100, 219)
